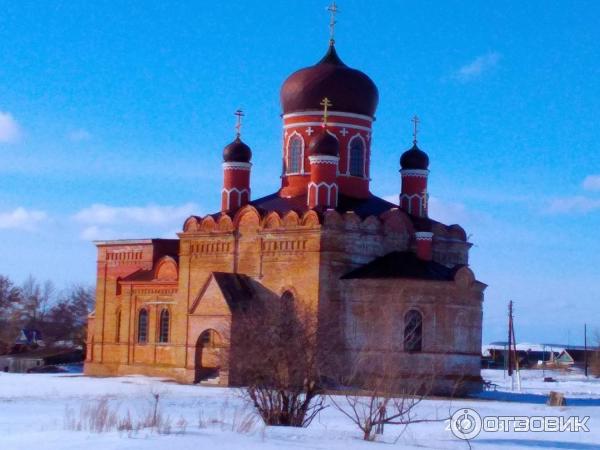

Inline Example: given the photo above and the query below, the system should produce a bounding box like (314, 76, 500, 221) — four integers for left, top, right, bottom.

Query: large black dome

(400, 143, 429, 170)
(308, 129, 339, 156)
(223, 137, 252, 163)
(280, 44, 379, 117)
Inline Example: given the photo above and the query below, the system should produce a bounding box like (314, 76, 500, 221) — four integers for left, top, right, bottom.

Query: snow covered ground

(0, 369, 598, 449)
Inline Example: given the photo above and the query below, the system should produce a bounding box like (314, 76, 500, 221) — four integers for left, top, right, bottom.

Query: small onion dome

(280, 44, 379, 117)
(223, 136, 252, 163)
(308, 129, 339, 156)
(400, 143, 429, 170)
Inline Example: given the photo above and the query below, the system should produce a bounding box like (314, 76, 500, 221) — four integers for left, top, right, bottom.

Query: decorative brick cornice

(308, 155, 339, 164)
(415, 231, 434, 240)
(400, 169, 429, 177)
(222, 162, 252, 171)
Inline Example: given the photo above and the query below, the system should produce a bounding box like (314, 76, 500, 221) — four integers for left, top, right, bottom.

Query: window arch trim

(403, 308, 423, 352)
(347, 133, 367, 178)
(285, 131, 305, 175)
(137, 308, 149, 344)
(158, 308, 170, 344)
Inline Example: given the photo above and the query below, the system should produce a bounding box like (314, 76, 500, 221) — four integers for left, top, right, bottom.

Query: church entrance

(194, 329, 222, 383)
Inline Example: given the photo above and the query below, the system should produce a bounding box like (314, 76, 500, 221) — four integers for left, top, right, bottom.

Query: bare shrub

(329, 356, 441, 441)
(232, 302, 331, 427)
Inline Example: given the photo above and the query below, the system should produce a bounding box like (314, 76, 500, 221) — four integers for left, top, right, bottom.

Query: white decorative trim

(347, 133, 367, 178)
(309, 155, 339, 164)
(222, 162, 252, 170)
(283, 110, 374, 122)
(307, 181, 338, 207)
(222, 187, 250, 209)
(284, 122, 371, 133)
(415, 231, 434, 240)
(400, 169, 429, 177)
(400, 193, 428, 217)
(285, 130, 305, 175)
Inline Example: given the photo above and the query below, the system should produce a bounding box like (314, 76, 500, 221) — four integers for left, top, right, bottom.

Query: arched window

(137, 308, 148, 344)
(404, 309, 423, 352)
(115, 309, 121, 343)
(158, 309, 170, 343)
(349, 137, 365, 177)
(286, 135, 303, 174)
(200, 329, 220, 348)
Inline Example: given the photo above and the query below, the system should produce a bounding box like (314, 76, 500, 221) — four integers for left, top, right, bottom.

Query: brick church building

(85, 26, 486, 394)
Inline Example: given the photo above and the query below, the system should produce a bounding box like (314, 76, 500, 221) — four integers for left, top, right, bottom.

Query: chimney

(415, 231, 433, 261)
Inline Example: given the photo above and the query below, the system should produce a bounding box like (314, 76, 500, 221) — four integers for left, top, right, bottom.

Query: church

(84, 12, 486, 395)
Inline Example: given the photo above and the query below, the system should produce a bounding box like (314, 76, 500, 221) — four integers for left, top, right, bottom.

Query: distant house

(482, 342, 563, 369)
(0, 348, 83, 373)
(15, 329, 43, 346)
(556, 348, 600, 369)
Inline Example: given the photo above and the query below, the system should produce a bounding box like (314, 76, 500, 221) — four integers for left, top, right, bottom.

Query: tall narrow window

(137, 308, 148, 344)
(158, 309, 170, 343)
(115, 309, 121, 343)
(286, 135, 303, 174)
(404, 309, 423, 352)
(349, 137, 365, 177)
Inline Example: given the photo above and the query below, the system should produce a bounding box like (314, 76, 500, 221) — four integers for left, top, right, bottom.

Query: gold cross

(234, 109, 244, 137)
(320, 97, 333, 126)
(327, 1, 339, 45)
(411, 115, 420, 144)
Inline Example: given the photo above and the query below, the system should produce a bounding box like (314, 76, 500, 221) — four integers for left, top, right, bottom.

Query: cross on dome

(327, 1, 339, 45)
(320, 97, 333, 127)
(234, 109, 245, 137)
(411, 115, 420, 144)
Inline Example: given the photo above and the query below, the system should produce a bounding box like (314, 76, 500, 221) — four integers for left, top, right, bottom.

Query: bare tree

(0, 275, 22, 354)
(328, 351, 440, 441)
(231, 300, 333, 427)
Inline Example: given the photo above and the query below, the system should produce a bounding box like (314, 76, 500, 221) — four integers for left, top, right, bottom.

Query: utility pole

(584, 323, 588, 378)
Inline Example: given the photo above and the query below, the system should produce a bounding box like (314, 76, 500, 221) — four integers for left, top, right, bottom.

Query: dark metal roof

(212, 272, 256, 310)
(223, 136, 252, 163)
(308, 129, 340, 156)
(400, 143, 429, 170)
(249, 192, 398, 219)
(341, 251, 462, 281)
(280, 44, 379, 117)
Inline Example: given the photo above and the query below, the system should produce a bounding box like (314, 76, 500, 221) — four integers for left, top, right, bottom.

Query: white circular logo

(450, 408, 482, 440)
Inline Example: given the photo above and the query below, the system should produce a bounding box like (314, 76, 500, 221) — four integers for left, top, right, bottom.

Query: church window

(158, 309, 170, 343)
(286, 135, 303, 174)
(404, 309, 422, 352)
(349, 136, 365, 177)
(201, 329, 219, 348)
(137, 308, 148, 344)
(115, 309, 121, 343)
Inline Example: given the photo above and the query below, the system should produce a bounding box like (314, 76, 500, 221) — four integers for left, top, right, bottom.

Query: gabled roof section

(212, 272, 256, 310)
(341, 251, 462, 281)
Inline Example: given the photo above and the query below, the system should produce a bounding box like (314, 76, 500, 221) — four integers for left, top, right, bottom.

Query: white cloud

(0, 111, 22, 143)
(0, 207, 47, 230)
(67, 129, 92, 142)
(583, 175, 600, 191)
(546, 196, 600, 214)
(453, 52, 501, 82)
(73, 203, 199, 226)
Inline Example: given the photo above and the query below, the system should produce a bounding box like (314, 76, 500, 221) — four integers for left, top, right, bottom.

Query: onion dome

(280, 44, 379, 117)
(308, 129, 340, 156)
(223, 136, 252, 163)
(400, 142, 429, 170)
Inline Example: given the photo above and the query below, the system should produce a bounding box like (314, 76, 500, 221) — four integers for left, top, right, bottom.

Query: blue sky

(1, 1, 599, 345)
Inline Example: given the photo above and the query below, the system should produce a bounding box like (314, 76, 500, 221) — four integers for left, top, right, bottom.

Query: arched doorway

(194, 329, 222, 383)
